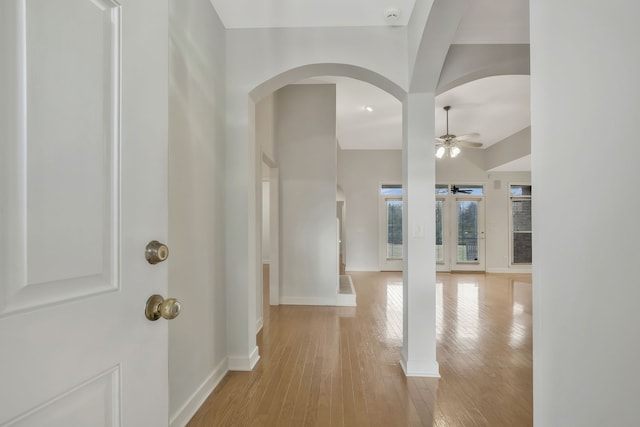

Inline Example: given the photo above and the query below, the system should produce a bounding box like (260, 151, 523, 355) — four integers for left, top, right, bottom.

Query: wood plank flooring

(187, 269, 532, 427)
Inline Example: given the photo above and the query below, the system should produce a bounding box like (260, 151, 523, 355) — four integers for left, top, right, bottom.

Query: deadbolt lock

(145, 295, 181, 321)
(145, 240, 169, 264)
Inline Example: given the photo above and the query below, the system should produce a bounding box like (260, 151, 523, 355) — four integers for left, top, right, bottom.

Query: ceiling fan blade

(455, 132, 480, 141)
(435, 137, 446, 142)
(457, 140, 483, 148)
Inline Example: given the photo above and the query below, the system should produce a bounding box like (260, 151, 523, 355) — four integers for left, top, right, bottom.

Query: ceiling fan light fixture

(434, 105, 482, 159)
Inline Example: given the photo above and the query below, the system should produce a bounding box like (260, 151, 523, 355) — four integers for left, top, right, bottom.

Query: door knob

(145, 295, 181, 321)
(146, 240, 169, 264)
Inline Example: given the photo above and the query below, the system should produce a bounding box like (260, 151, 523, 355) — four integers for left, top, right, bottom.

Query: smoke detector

(385, 8, 401, 25)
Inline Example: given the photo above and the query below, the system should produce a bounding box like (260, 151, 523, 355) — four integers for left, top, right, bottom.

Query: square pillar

(400, 92, 439, 377)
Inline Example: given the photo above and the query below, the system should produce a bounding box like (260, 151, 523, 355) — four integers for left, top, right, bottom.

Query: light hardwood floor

(187, 269, 532, 427)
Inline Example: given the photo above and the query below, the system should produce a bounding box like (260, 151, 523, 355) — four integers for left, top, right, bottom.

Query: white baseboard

(256, 316, 263, 333)
(279, 296, 337, 306)
(169, 358, 228, 427)
(336, 294, 356, 306)
(227, 346, 260, 371)
(400, 355, 440, 378)
(345, 265, 380, 272)
(336, 275, 356, 307)
(486, 267, 532, 274)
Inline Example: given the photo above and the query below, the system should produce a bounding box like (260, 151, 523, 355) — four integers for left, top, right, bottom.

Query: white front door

(0, 0, 168, 425)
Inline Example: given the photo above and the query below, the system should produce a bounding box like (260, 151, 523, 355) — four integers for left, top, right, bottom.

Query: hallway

(187, 271, 532, 426)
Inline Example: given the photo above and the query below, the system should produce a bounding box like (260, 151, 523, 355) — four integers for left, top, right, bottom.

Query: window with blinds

(510, 185, 532, 264)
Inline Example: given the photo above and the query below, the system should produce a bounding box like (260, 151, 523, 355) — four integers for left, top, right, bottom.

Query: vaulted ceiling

(210, 0, 531, 170)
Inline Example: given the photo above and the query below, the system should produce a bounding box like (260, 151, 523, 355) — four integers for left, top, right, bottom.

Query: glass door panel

(386, 200, 403, 260)
(457, 200, 479, 263)
(436, 199, 444, 263)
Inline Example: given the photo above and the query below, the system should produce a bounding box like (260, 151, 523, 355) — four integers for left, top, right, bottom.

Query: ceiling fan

(435, 106, 483, 158)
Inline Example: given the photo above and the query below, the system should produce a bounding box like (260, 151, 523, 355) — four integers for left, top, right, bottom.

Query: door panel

(453, 198, 484, 270)
(2, 0, 119, 315)
(435, 198, 448, 271)
(0, 0, 168, 425)
(456, 200, 479, 263)
(379, 197, 403, 271)
(435, 195, 485, 272)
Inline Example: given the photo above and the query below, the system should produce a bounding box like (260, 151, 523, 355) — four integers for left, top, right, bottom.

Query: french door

(436, 187, 485, 271)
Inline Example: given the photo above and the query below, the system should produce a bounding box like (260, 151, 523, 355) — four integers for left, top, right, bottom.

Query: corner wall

(276, 84, 338, 305)
(338, 149, 403, 271)
(531, 1, 640, 425)
(168, 0, 228, 424)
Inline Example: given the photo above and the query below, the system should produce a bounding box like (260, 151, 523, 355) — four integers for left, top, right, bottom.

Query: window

(380, 184, 403, 196)
(451, 184, 484, 195)
(435, 184, 449, 195)
(511, 185, 532, 264)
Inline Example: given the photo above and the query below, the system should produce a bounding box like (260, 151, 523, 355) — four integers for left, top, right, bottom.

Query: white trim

(169, 358, 228, 427)
(345, 265, 380, 272)
(279, 296, 337, 306)
(336, 294, 356, 306)
(256, 316, 263, 333)
(400, 355, 440, 378)
(336, 275, 356, 307)
(486, 267, 532, 274)
(227, 346, 260, 371)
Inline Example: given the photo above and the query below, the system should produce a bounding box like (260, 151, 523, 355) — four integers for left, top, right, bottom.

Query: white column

(400, 92, 439, 377)
(224, 91, 259, 371)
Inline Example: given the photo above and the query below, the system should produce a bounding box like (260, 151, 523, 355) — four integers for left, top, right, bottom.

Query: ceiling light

(434, 105, 483, 159)
(364, 105, 373, 112)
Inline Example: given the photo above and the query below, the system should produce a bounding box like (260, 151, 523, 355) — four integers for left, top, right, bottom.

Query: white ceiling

(211, 0, 531, 169)
(435, 75, 530, 148)
(454, 0, 530, 44)
(210, 0, 417, 28)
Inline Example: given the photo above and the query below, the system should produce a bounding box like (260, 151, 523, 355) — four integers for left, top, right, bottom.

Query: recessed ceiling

(210, 0, 417, 28)
(454, 0, 530, 44)
(435, 75, 530, 149)
(489, 155, 531, 172)
(329, 74, 530, 151)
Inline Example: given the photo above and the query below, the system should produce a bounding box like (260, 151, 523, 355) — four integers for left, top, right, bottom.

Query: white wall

(531, 2, 640, 426)
(276, 84, 338, 305)
(338, 148, 529, 273)
(168, 0, 227, 424)
(223, 23, 410, 369)
(338, 149, 403, 271)
(257, 94, 276, 163)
